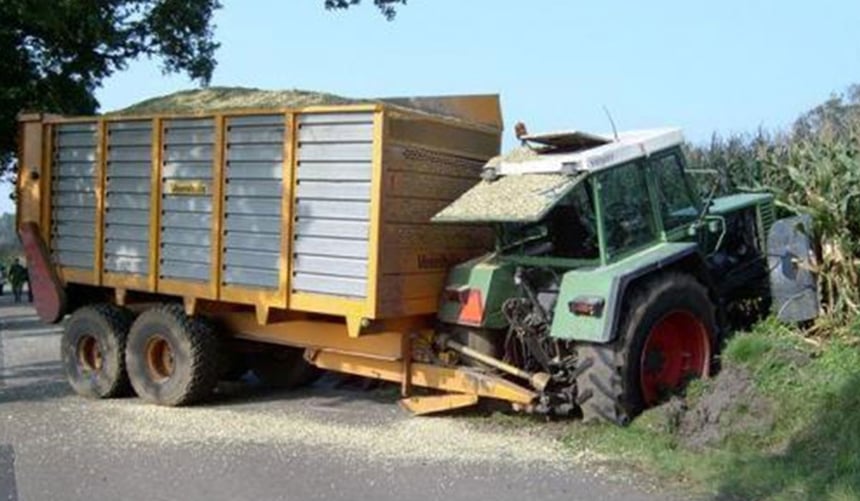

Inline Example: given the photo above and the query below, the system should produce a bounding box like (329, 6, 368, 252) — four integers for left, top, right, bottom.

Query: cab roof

(433, 127, 684, 223)
(497, 128, 683, 176)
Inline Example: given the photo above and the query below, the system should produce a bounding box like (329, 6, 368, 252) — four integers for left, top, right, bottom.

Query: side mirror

(708, 218, 722, 234)
(686, 215, 724, 238)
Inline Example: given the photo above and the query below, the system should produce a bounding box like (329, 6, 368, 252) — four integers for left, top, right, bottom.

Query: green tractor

(433, 127, 817, 424)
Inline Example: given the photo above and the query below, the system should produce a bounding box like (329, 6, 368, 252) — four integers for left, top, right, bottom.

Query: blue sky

(2, 0, 858, 213)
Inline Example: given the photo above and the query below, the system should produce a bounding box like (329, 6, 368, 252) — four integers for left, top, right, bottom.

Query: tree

(1, 0, 404, 182)
(0, 0, 221, 177)
(324, 0, 407, 20)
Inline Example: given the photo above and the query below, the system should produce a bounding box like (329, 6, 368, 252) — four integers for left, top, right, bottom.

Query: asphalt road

(0, 295, 677, 501)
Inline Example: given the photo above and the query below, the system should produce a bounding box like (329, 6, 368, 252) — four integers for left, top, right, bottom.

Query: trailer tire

(125, 304, 220, 406)
(61, 304, 134, 398)
(250, 347, 321, 390)
(575, 273, 717, 425)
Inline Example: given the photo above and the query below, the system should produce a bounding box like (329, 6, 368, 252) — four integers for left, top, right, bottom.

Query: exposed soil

(676, 365, 774, 450)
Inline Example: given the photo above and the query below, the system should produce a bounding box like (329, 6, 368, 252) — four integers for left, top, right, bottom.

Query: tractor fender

(549, 242, 708, 343)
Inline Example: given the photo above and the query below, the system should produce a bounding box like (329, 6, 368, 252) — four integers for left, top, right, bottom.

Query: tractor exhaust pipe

(439, 336, 551, 392)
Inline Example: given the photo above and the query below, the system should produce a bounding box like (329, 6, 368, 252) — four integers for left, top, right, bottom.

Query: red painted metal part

(639, 310, 710, 405)
(18, 222, 67, 323)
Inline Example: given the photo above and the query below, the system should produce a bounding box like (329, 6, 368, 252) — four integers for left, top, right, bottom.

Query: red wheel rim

(640, 310, 710, 405)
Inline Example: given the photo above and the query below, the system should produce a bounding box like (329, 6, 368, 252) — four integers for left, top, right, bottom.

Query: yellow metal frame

(218, 112, 294, 321)
(41, 104, 383, 125)
(366, 110, 385, 318)
(308, 351, 536, 405)
(93, 120, 108, 285)
(148, 117, 163, 292)
(289, 292, 367, 334)
(40, 123, 53, 244)
(102, 272, 149, 291)
(27, 103, 497, 331)
(56, 267, 96, 285)
(158, 278, 214, 300)
(216, 312, 409, 360)
(209, 114, 226, 299)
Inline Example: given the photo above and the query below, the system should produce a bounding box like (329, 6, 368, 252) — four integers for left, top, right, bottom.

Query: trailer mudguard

(550, 242, 702, 343)
(19, 222, 67, 323)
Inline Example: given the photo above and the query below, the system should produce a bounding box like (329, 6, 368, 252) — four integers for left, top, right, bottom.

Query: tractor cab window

(651, 153, 699, 230)
(598, 162, 657, 257)
(545, 181, 599, 259)
(498, 181, 599, 260)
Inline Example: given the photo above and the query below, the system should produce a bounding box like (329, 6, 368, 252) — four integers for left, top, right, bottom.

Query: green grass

(562, 319, 860, 500)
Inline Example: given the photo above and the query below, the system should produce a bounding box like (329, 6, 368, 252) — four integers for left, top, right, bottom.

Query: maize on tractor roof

(433, 127, 684, 223)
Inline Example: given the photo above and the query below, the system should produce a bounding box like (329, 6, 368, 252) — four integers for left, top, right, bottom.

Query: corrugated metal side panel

(104, 120, 152, 275)
(159, 118, 215, 282)
(221, 114, 284, 289)
(52, 122, 98, 270)
(293, 112, 373, 298)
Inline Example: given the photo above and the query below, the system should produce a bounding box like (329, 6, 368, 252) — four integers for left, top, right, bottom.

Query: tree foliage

(324, 0, 406, 20)
(0, 0, 221, 175)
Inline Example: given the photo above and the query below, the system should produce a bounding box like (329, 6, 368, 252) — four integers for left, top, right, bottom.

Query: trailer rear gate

(17, 98, 501, 335)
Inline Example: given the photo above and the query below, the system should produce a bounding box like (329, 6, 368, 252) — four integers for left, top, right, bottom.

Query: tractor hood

(432, 173, 587, 223)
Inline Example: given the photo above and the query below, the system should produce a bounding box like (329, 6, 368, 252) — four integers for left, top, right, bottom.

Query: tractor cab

(434, 127, 704, 266)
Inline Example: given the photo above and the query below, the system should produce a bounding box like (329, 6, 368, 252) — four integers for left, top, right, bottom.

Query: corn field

(687, 85, 860, 330)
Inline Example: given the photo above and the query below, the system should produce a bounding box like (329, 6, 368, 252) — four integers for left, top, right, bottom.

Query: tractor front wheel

(575, 273, 717, 424)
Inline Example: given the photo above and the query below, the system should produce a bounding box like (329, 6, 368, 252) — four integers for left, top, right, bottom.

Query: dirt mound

(676, 365, 774, 450)
(109, 87, 361, 115)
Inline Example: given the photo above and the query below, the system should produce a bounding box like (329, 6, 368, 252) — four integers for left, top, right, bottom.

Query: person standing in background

(8, 259, 26, 303)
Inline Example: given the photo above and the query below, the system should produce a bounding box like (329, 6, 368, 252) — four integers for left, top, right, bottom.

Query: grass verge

(562, 318, 860, 500)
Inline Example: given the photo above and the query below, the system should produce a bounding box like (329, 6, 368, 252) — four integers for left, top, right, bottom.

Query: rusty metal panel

(159, 118, 215, 282)
(292, 112, 374, 298)
(104, 120, 152, 275)
(51, 122, 98, 270)
(220, 114, 284, 289)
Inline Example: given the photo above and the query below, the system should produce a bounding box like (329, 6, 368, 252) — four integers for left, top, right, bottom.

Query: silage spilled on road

(95, 401, 568, 466)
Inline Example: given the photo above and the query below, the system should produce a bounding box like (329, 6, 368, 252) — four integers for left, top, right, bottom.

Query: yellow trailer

(16, 94, 539, 413)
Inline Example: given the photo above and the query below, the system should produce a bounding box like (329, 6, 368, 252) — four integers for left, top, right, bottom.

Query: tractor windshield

(498, 180, 599, 260)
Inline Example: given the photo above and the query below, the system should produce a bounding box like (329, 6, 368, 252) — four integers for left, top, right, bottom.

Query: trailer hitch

(436, 335, 551, 392)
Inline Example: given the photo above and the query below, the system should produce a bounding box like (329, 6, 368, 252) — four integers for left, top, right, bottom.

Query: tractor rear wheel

(125, 304, 220, 406)
(575, 273, 717, 424)
(61, 304, 134, 398)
